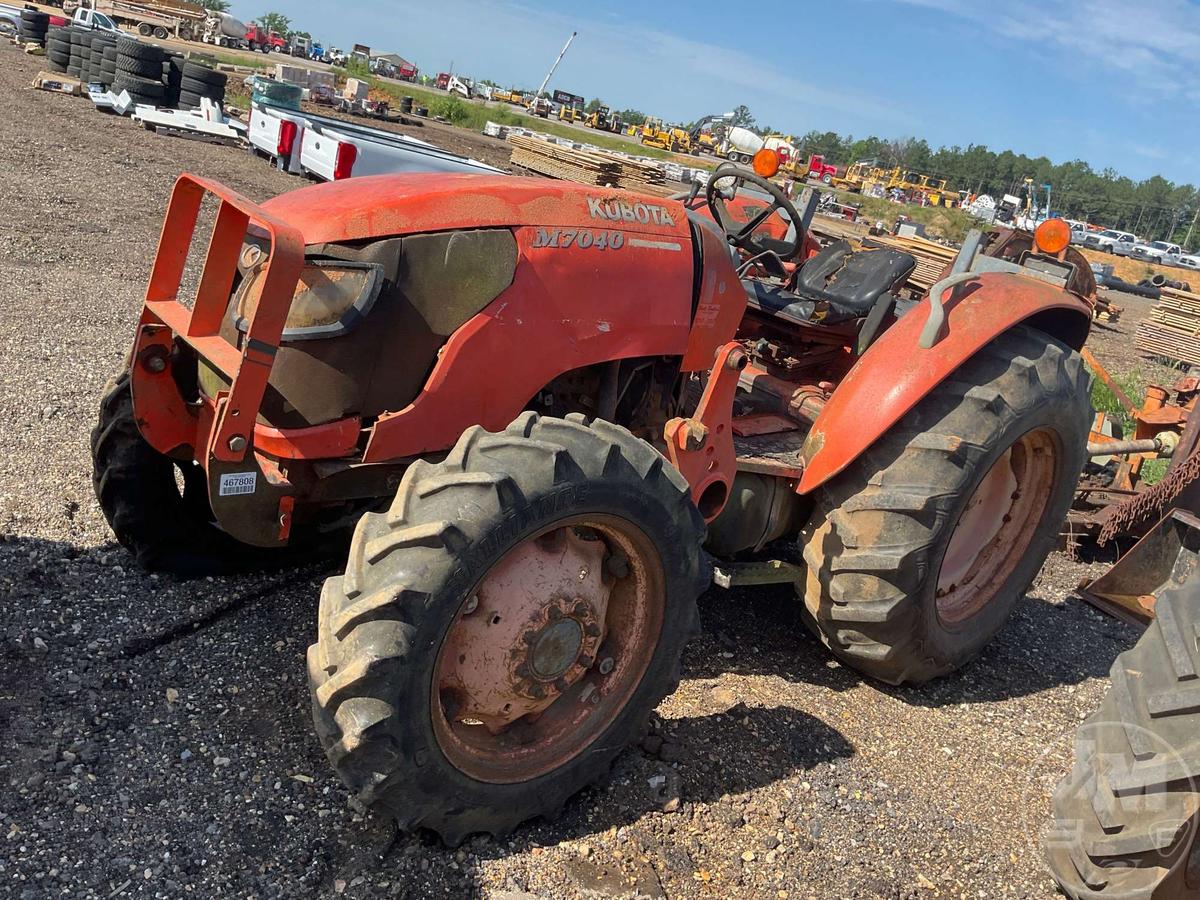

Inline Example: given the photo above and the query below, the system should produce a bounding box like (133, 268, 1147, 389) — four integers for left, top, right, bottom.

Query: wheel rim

(431, 514, 664, 784)
(935, 427, 1059, 625)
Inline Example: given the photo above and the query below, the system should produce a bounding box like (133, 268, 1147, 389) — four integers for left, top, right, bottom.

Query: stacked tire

(87, 33, 119, 90)
(98, 41, 119, 91)
(113, 37, 165, 108)
(162, 55, 185, 108)
(178, 61, 227, 110)
(66, 28, 88, 81)
(19, 9, 49, 46)
(45, 25, 71, 74)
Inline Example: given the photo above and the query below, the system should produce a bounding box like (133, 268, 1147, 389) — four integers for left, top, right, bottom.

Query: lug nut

(227, 435, 247, 453)
(144, 355, 167, 373)
(578, 566, 589, 581)
(598, 657, 614, 675)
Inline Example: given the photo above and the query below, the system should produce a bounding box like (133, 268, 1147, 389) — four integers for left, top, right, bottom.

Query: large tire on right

(308, 412, 708, 844)
(1045, 587, 1200, 898)
(799, 325, 1091, 684)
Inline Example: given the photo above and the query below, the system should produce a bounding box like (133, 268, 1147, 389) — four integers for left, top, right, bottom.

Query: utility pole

(533, 31, 577, 101)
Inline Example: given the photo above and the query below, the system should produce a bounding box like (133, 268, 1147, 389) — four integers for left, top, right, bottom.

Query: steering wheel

(705, 162, 806, 264)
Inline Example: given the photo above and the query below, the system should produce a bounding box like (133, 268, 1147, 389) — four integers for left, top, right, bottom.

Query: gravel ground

(0, 43, 1147, 899)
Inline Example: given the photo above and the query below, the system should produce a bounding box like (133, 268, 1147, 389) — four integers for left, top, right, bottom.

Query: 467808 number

(532, 228, 625, 250)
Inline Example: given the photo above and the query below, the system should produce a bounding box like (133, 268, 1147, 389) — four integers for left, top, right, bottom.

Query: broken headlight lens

(233, 260, 384, 341)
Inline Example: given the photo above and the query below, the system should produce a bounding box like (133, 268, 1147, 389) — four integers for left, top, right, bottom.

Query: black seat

(792, 240, 916, 323)
(742, 240, 915, 325)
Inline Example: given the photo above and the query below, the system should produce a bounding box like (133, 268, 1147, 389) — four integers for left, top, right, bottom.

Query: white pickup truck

(1130, 240, 1183, 265)
(248, 104, 503, 181)
(1082, 229, 1137, 254)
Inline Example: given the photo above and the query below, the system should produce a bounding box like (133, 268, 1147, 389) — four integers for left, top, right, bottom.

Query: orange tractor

(93, 154, 1096, 843)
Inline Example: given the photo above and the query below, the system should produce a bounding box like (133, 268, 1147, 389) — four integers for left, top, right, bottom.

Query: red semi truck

(245, 23, 286, 53)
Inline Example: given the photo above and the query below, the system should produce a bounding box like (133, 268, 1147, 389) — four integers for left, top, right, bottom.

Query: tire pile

(18, 9, 49, 46)
(44, 26, 71, 73)
(178, 61, 227, 109)
(113, 37, 167, 107)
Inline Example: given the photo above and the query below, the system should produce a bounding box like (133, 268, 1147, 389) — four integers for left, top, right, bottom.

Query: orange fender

(797, 272, 1091, 494)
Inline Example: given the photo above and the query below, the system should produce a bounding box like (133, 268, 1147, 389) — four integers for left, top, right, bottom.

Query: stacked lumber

(1136, 286, 1200, 365)
(506, 134, 672, 196)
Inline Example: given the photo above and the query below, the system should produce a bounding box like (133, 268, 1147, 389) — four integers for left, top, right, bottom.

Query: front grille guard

(133, 174, 304, 463)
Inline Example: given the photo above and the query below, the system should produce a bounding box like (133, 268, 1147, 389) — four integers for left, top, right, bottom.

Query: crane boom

(533, 31, 576, 100)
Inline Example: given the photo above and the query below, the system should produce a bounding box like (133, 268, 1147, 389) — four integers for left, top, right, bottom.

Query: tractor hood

(260, 173, 692, 246)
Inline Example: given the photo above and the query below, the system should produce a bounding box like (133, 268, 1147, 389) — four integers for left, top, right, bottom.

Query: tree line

(791, 130, 1199, 250)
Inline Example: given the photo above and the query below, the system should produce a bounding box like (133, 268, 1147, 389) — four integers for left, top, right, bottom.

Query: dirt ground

(0, 40, 1152, 900)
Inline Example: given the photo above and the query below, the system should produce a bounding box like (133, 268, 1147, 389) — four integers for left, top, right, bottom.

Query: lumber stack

(507, 134, 672, 196)
(1136, 286, 1200, 365)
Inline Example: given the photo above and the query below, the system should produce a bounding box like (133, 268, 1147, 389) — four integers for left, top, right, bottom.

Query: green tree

(585, 98, 603, 113)
(730, 104, 754, 128)
(616, 108, 646, 126)
(195, 0, 230, 10)
(256, 11, 291, 35)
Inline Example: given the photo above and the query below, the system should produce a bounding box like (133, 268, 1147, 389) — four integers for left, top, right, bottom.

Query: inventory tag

(219, 472, 258, 497)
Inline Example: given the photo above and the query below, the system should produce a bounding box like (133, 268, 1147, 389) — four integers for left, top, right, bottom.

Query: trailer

(248, 104, 505, 181)
(84, 0, 204, 40)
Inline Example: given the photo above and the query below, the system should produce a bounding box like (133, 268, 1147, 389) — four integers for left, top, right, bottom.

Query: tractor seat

(743, 240, 917, 326)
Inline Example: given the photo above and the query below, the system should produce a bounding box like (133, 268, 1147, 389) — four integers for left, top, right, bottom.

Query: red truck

(245, 23, 286, 53)
(805, 153, 838, 184)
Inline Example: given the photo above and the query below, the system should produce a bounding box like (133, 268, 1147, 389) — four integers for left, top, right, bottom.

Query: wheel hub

(530, 617, 584, 680)
(431, 513, 666, 785)
(437, 528, 610, 733)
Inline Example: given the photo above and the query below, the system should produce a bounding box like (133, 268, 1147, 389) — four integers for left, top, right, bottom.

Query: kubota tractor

(93, 154, 1097, 843)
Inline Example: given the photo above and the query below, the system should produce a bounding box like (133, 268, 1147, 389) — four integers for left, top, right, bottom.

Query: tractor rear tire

(799, 325, 1090, 684)
(1044, 587, 1200, 898)
(91, 371, 259, 575)
(308, 412, 708, 844)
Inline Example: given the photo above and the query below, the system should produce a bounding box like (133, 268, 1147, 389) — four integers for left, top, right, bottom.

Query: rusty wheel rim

(935, 428, 1059, 626)
(431, 514, 665, 784)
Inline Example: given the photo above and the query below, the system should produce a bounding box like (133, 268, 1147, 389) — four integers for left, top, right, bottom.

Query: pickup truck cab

(1131, 240, 1183, 265)
(73, 8, 122, 33)
(1178, 255, 1200, 271)
(1083, 229, 1137, 254)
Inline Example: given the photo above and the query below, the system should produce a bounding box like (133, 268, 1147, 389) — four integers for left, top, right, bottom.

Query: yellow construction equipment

(557, 105, 584, 123)
(491, 88, 526, 106)
(584, 106, 622, 133)
(637, 117, 692, 153)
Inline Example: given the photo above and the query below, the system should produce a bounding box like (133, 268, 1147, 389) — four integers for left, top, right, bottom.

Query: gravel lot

(0, 43, 1147, 899)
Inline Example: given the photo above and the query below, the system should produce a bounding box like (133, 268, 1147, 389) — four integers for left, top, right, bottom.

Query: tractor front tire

(1044, 587, 1200, 898)
(308, 412, 708, 844)
(91, 371, 256, 575)
(799, 325, 1090, 684)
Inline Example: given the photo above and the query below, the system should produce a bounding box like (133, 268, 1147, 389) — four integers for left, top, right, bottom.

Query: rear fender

(797, 272, 1091, 494)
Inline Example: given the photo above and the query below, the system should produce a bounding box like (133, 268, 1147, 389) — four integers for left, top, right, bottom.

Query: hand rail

(918, 228, 982, 349)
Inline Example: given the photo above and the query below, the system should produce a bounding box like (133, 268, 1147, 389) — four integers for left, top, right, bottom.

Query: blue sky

(227, 0, 1199, 184)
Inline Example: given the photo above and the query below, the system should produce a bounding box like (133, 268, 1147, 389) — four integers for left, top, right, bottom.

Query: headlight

(233, 260, 384, 341)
